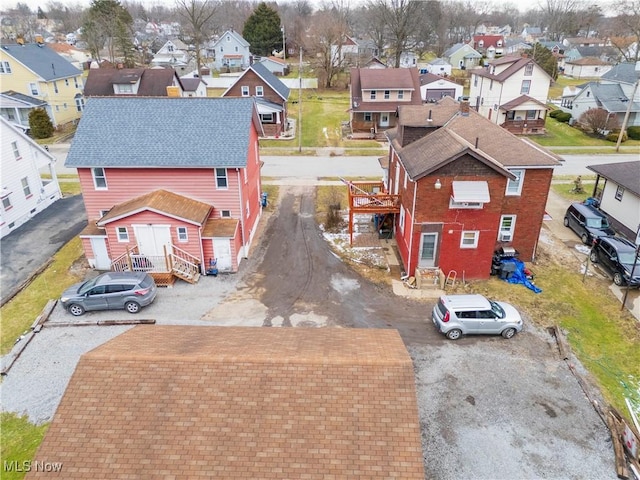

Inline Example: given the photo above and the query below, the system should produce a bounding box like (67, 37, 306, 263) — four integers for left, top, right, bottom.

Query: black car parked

(589, 236, 640, 287)
(564, 203, 615, 245)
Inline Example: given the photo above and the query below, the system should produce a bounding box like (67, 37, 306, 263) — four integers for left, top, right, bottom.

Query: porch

(111, 244, 202, 287)
(500, 118, 546, 135)
(343, 179, 401, 245)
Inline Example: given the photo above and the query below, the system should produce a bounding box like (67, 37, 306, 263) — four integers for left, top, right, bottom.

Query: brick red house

(382, 97, 560, 280)
(65, 97, 264, 284)
(222, 62, 290, 138)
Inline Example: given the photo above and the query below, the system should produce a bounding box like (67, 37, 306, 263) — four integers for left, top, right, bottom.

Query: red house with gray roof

(380, 98, 560, 280)
(65, 97, 264, 284)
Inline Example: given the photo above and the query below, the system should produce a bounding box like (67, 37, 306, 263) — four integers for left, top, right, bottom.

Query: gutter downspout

(198, 224, 205, 274)
(237, 168, 247, 258)
(408, 177, 417, 275)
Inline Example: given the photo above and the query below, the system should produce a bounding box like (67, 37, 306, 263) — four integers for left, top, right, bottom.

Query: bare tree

(175, 0, 218, 75)
(367, 0, 421, 68)
(607, 0, 640, 62)
(45, 1, 85, 35)
(539, 0, 580, 41)
(278, 0, 313, 55)
(579, 108, 620, 135)
(304, 8, 349, 88)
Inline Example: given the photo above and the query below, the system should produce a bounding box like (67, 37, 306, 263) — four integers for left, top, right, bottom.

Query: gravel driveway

(1, 185, 617, 479)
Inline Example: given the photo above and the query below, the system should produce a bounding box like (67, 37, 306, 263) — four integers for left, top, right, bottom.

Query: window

(384, 90, 390, 99)
(177, 227, 188, 242)
(29, 83, 39, 95)
(246, 200, 250, 218)
(499, 215, 516, 241)
(215, 168, 228, 188)
(92, 167, 107, 189)
(490, 80, 493, 90)
(520, 80, 531, 94)
(221, 210, 231, 217)
(615, 186, 624, 201)
(235, 46, 239, 52)
(11, 141, 20, 160)
(116, 83, 133, 94)
(117, 227, 129, 242)
(398, 90, 404, 100)
(399, 206, 405, 231)
(506, 169, 525, 195)
(99, 210, 110, 218)
(526, 110, 536, 120)
(260, 113, 274, 122)
(63, 103, 68, 110)
(370, 90, 376, 100)
(65, 79, 69, 86)
(2, 196, 12, 210)
(21, 177, 31, 197)
(364, 112, 372, 122)
(460, 231, 479, 248)
(168, 44, 174, 52)
(525, 63, 533, 76)
(473, 75, 478, 87)
(241, 86, 249, 96)
(53, 81, 58, 93)
(255, 86, 264, 97)
(0, 61, 11, 73)
(74, 77, 79, 88)
(75, 94, 85, 112)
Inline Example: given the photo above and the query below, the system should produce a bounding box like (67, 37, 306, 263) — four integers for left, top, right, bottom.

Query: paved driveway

(0, 195, 86, 305)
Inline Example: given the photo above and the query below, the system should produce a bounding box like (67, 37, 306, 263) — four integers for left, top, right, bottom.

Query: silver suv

(61, 272, 157, 316)
(432, 294, 523, 340)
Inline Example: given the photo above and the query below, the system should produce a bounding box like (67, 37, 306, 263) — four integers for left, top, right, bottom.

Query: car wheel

(446, 329, 462, 340)
(581, 233, 590, 245)
(563, 217, 569, 227)
(501, 327, 516, 339)
(613, 273, 624, 286)
(68, 304, 85, 316)
(589, 250, 598, 263)
(125, 301, 140, 314)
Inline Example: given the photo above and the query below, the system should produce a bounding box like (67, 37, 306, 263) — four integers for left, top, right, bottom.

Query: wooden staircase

(111, 245, 202, 285)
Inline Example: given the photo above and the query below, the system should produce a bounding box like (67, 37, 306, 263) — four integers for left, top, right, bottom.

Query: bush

(548, 109, 562, 118)
(555, 112, 572, 123)
(627, 126, 640, 140)
(28, 108, 54, 139)
(606, 131, 627, 142)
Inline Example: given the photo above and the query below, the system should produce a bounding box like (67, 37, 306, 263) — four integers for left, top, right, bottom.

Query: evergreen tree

(29, 108, 54, 139)
(82, 0, 134, 64)
(526, 44, 558, 81)
(243, 3, 282, 57)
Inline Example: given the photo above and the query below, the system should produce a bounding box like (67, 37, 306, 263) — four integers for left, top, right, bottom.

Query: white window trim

(11, 141, 21, 160)
(92, 167, 108, 190)
(0, 61, 11, 74)
(215, 168, 228, 189)
(241, 86, 249, 97)
(220, 210, 231, 218)
(499, 215, 516, 241)
(460, 230, 479, 248)
(117, 227, 129, 242)
(399, 206, 405, 232)
(449, 198, 483, 209)
(176, 226, 188, 242)
(506, 169, 525, 196)
(255, 86, 264, 97)
(29, 82, 39, 96)
(21, 177, 31, 197)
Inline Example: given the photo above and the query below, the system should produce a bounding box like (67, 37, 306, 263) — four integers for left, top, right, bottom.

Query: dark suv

(564, 203, 615, 245)
(589, 236, 640, 287)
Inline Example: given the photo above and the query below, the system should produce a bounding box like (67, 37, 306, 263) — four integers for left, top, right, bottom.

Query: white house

(151, 39, 191, 70)
(564, 57, 613, 79)
(209, 30, 251, 72)
(419, 72, 463, 102)
(468, 56, 552, 134)
(424, 58, 452, 76)
(587, 161, 640, 241)
(0, 117, 62, 238)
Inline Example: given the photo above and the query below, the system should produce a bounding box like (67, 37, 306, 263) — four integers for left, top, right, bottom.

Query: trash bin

(500, 261, 517, 280)
(261, 192, 268, 207)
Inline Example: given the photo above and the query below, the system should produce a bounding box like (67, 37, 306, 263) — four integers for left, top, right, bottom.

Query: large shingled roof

(1, 43, 81, 80)
(64, 97, 262, 168)
(28, 326, 425, 479)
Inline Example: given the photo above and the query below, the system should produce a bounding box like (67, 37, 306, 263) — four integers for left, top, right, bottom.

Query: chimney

(475, 137, 479, 148)
(460, 99, 470, 116)
(200, 67, 210, 76)
(427, 110, 432, 122)
(166, 86, 180, 97)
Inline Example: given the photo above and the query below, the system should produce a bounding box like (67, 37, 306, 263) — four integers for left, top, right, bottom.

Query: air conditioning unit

(499, 232, 512, 242)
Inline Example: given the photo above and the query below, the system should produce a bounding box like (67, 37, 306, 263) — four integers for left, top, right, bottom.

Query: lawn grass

(549, 75, 589, 99)
(550, 179, 596, 202)
(0, 237, 85, 355)
(0, 413, 49, 480)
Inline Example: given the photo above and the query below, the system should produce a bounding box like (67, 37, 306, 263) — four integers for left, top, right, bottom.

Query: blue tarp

(500, 258, 542, 294)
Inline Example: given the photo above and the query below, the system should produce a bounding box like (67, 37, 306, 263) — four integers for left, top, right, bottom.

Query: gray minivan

(563, 203, 615, 245)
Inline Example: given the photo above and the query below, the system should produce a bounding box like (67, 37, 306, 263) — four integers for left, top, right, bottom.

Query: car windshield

(586, 218, 608, 228)
(489, 301, 505, 319)
(77, 277, 99, 295)
(618, 251, 638, 264)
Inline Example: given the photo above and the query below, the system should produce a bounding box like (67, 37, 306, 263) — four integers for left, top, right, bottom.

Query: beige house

(0, 42, 84, 127)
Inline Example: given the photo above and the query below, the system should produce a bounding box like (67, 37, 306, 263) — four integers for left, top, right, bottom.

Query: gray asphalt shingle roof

(601, 62, 640, 85)
(1, 43, 81, 81)
(587, 161, 640, 196)
(589, 83, 640, 113)
(247, 62, 290, 100)
(65, 97, 259, 168)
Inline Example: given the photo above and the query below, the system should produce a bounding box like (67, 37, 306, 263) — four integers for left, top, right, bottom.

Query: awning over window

(452, 181, 490, 203)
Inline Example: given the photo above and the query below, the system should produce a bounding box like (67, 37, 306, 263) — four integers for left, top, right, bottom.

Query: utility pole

(616, 61, 640, 152)
(281, 26, 286, 61)
(298, 48, 302, 153)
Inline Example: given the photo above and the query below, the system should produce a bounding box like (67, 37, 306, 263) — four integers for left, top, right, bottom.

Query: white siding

(0, 118, 62, 238)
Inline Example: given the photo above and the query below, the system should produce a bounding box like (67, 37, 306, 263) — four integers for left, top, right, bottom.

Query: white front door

(213, 238, 232, 272)
(380, 113, 390, 127)
(90, 237, 111, 270)
(418, 233, 438, 268)
(133, 225, 172, 256)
